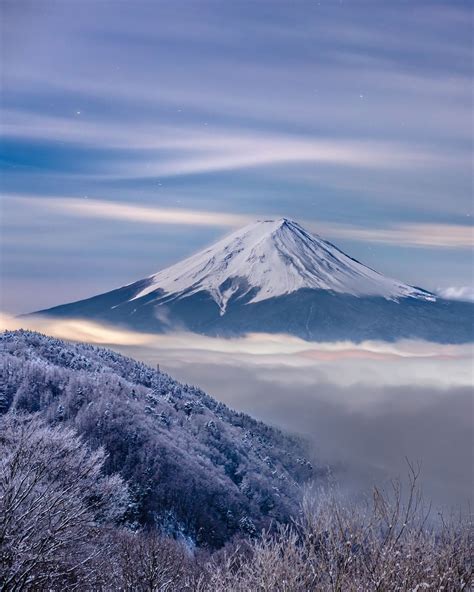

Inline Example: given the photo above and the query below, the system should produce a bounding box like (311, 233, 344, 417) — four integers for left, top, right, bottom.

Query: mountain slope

(128, 219, 434, 314)
(0, 330, 314, 548)
(34, 218, 473, 343)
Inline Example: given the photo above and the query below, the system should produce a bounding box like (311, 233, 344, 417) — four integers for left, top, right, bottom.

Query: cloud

(0, 313, 154, 346)
(437, 286, 474, 302)
(2, 313, 472, 507)
(2, 0, 471, 229)
(12, 196, 253, 228)
(2, 109, 463, 178)
(184, 363, 473, 508)
(315, 221, 474, 249)
(6, 194, 473, 249)
(133, 137, 454, 178)
(1, 314, 472, 390)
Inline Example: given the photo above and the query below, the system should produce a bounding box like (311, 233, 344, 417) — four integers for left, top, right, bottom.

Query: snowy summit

(130, 218, 435, 314)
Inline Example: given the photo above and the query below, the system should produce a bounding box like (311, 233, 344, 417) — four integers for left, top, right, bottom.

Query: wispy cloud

(2, 109, 463, 178)
(10, 196, 253, 228)
(315, 222, 474, 249)
(7, 195, 473, 249)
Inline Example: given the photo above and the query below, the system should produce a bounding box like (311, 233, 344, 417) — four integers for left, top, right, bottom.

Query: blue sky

(1, 0, 472, 313)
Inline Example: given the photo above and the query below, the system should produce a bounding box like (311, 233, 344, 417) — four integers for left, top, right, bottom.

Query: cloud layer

(2, 313, 472, 507)
(4, 109, 465, 178)
(7, 195, 474, 249)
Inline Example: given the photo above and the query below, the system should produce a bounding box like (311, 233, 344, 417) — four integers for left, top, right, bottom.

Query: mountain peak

(128, 218, 435, 313)
(256, 216, 293, 224)
(255, 217, 302, 231)
(244, 217, 295, 233)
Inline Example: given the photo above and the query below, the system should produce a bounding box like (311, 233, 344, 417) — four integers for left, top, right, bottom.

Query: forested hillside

(0, 330, 314, 548)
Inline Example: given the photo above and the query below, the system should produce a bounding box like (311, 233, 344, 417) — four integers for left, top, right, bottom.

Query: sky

(1, 0, 473, 313)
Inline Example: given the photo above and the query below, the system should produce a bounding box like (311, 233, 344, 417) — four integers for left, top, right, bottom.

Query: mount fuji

(34, 218, 473, 343)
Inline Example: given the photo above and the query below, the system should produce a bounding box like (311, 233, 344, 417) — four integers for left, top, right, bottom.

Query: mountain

(125, 219, 434, 312)
(34, 218, 473, 343)
(0, 329, 314, 548)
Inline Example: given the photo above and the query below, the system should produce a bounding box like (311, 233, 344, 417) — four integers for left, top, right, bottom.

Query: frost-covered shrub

(208, 469, 473, 592)
(0, 413, 129, 591)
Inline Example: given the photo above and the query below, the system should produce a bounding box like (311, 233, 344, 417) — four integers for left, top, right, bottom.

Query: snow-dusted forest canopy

(0, 330, 314, 548)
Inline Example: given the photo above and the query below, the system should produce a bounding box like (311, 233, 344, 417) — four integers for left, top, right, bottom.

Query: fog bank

(2, 313, 472, 508)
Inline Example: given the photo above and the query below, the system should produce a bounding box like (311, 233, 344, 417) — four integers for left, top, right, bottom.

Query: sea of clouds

(2, 313, 472, 509)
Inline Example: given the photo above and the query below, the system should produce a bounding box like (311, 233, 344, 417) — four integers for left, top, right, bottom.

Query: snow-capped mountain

(129, 218, 434, 314)
(33, 218, 472, 343)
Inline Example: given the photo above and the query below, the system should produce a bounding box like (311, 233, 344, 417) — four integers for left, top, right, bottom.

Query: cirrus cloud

(6, 194, 473, 249)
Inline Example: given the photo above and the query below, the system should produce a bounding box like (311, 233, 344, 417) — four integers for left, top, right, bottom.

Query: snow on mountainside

(130, 218, 435, 313)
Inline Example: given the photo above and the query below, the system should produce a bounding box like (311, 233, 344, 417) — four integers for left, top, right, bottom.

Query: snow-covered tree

(0, 413, 129, 591)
